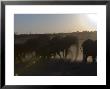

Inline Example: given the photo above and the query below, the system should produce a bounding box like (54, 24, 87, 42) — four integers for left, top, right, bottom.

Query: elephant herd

(14, 34, 79, 63)
(14, 34, 97, 63)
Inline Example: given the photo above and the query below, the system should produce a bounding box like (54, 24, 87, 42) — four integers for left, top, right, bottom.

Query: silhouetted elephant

(15, 34, 79, 62)
(62, 35, 79, 60)
(25, 35, 52, 59)
(49, 35, 64, 58)
(50, 35, 79, 60)
(81, 39, 97, 63)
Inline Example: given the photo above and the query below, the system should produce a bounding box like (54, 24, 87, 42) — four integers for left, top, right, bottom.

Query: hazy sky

(14, 14, 97, 34)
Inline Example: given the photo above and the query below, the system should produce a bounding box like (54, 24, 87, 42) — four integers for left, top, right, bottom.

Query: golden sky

(15, 14, 97, 34)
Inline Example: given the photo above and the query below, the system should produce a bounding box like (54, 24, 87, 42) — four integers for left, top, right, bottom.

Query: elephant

(15, 34, 79, 62)
(81, 39, 97, 63)
(49, 35, 64, 58)
(24, 35, 49, 59)
(61, 35, 79, 60)
(49, 35, 79, 60)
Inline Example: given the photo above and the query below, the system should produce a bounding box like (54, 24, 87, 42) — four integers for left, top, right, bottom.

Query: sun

(87, 14, 97, 23)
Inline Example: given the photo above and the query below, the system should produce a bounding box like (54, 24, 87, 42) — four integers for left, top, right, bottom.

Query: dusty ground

(15, 58, 97, 76)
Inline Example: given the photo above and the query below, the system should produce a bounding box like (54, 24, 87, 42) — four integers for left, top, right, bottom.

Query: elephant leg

(70, 50, 73, 60)
(84, 56, 87, 63)
(75, 44, 79, 61)
(56, 51, 61, 59)
(83, 54, 87, 63)
(65, 49, 68, 58)
(83, 54, 85, 63)
(58, 53, 61, 59)
(59, 54, 62, 59)
(63, 50, 66, 59)
(62, 51, 65, 58)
